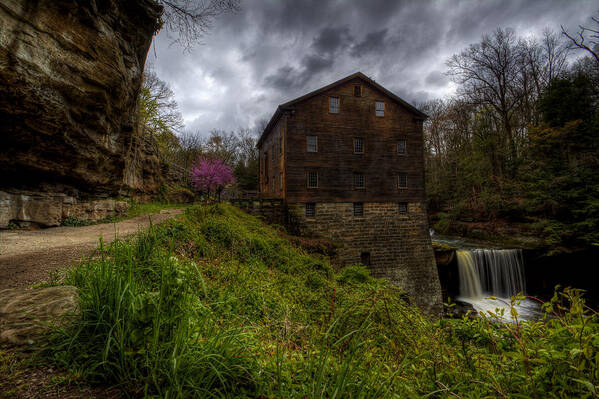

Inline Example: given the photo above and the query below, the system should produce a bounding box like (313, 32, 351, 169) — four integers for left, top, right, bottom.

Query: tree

(137, 70, 184, 162)
(562, 14, 599, 69)
(190, 156, 235, 201)
(158, 0, 240, 49)
(523, 70, 599, 249)
(447, 28, 525, 175)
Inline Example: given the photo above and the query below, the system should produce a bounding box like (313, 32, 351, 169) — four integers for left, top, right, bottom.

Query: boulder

(0, 286, 79, 345)
(0, 0, 164, 209)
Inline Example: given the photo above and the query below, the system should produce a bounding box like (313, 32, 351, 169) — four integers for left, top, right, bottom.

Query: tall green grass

(45, 204, 599, 398)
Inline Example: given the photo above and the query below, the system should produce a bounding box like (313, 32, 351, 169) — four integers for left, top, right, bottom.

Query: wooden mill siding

(284, 77, 425, 203)
(256, 72, 442, 316)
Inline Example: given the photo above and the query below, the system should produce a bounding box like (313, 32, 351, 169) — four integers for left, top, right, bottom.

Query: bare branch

(157, 0, 241, 49)
(561, 13, 599, 67)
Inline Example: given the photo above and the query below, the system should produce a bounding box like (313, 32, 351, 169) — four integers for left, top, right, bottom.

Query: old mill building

(257, 72, 442, 315)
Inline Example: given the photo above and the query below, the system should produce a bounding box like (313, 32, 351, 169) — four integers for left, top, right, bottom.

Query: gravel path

(0, 209, 183, 289)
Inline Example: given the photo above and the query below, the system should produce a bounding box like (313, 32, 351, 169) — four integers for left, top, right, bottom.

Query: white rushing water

(456, 249, 541, 321)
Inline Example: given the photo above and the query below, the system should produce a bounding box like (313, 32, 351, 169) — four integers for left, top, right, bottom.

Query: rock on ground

(0, 286, 79, 346)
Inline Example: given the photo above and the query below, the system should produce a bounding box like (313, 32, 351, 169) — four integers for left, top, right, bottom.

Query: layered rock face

(0, 191, 129, 227)
(0, 0, 164, 226)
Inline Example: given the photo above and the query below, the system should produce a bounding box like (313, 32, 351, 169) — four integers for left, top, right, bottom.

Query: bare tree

(236, 127, 258, 165)
(158, 0, 240, 49)
(561, 14, 599, 67)
(447, 28, 525, 174)
(201, 129, 240, 164)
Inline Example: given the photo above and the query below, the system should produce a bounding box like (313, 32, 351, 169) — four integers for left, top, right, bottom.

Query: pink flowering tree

(190, 156, 236, 202)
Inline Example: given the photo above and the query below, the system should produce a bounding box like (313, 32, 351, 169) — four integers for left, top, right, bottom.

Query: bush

(44, 204, 599, 398)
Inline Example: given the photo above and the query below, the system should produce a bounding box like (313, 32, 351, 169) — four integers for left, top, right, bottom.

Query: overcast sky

(148, 0, 597, 136)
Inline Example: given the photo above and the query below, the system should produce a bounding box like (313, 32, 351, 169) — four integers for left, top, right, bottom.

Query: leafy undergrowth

(44, 204, 599, 398)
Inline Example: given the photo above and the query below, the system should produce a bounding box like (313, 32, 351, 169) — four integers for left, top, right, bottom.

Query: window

(307, 171, 318, 188)
(354, 85, 361, 97)
(354, 174, 364, 189)
(398, 202, 408, 215)
(376, 101, 385, 117)
(354, 137, 364, 154)
(280, 173, 283, 189)
(329, 97, 339, 113)
(397, 140, 406, 155)
(264, 152, 269, 183)
(360, 251, 371, 266)
(305, 203, 316, 218)
(307, 135, 318, 152)
(279, 133, 283, 156)
(353, 202, 364, 217)
(398, 173, 407, 189)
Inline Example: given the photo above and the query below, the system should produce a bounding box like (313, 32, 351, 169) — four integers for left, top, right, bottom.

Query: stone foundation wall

(288, 201, 442, 315)
(230, 199, 286, 226)
(0, 191, 129, 228)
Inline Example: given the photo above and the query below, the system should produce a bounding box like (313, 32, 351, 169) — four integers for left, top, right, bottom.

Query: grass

(38, 204, 599, 398)
(124, 201, 189, 219)
(58, 201, 190, 228)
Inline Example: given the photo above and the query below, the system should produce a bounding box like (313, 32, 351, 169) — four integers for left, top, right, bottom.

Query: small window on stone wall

(305, 202, 316, 218)
(353, 202, 364, 217)
(398, 202, 408, 215)
(360, 251, 371, 266)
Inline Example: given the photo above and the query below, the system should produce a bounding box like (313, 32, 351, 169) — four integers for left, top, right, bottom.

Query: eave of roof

(257, 71, 428, 148)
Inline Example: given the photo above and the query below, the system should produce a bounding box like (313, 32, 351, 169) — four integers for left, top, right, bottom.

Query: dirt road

(0, 209, 183, 289)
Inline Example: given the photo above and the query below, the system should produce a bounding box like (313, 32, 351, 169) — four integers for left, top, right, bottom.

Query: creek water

(455, 249, 541, 321)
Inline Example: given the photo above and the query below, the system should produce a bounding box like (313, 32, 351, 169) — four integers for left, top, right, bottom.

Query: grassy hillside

(45, 204, 599, 398)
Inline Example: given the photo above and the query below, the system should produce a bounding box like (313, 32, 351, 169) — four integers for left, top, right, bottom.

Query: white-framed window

(398, 173, 407, 189)
(307, 171, 318, 188)
(376, 101, 385, 117)
(354, 137, 364, 154)
(329, 97, 339, 113)
(305, 202, 316, 218)
(397, 139, 406, 155)
(354, 174, 365, 189)
(353, 202, 364, 217)
(398, 202, 408, 215)
(307, 135, 318, 152)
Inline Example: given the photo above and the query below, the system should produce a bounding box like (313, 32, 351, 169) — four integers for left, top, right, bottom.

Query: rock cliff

(0, 0, 164, 227)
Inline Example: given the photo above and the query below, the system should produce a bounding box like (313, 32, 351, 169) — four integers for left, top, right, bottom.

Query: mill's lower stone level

(288, 201, 442, 316)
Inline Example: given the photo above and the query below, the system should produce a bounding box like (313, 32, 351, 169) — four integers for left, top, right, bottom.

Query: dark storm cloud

(351, 29, 389, 58)
(150, 0, 598, 134)
(425, 71, 449, 87)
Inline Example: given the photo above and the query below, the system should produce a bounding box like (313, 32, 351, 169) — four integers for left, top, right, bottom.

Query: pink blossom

(190, 156, 236, 199)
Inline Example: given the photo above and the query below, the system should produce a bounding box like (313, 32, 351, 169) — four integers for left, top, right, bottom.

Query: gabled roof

(257, 72, 428, 147)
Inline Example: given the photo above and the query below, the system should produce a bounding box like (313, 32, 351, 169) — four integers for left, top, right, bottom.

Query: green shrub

(44, 204, 599, 398)
(336, 265, 374, 285)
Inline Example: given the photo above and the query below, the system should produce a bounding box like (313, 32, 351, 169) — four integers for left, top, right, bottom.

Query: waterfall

(456, 249, 526, 299)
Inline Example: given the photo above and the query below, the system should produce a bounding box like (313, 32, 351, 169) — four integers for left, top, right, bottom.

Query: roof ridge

(257, 72, 427, 147)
